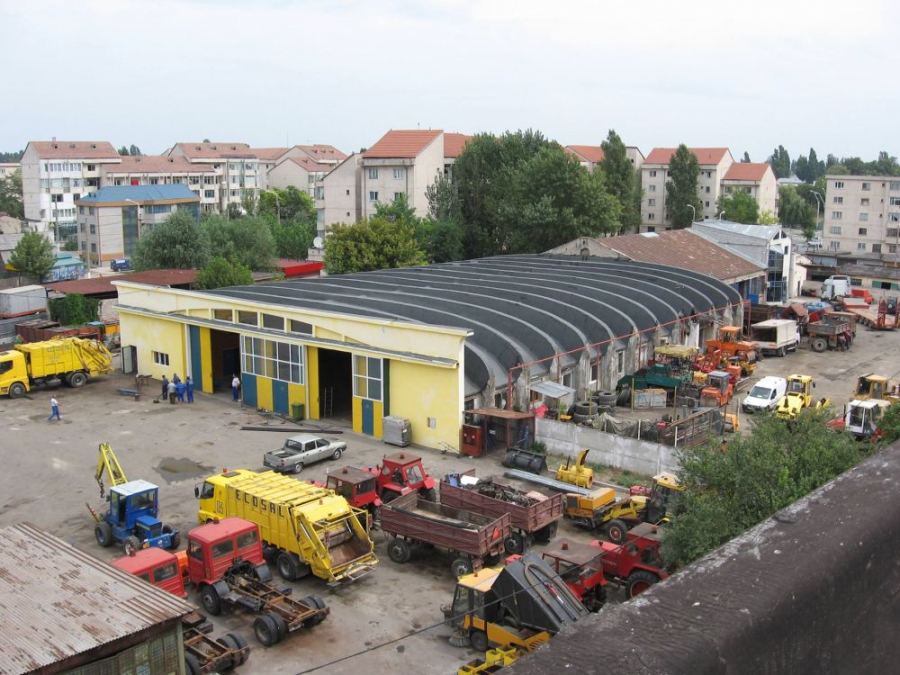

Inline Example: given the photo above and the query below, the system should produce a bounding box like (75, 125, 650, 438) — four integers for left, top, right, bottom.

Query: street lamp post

(688, 204, 696, 223)
(811, 190, 824, 234)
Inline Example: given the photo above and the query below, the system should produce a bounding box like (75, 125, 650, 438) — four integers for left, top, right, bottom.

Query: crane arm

(95, 442, 127, 497)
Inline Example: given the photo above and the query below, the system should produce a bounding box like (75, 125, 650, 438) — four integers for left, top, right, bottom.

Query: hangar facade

(117, 255, 742, 450)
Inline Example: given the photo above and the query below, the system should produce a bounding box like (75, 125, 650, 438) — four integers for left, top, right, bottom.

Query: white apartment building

(75, 185, 200, 267)
(268, 156, 332, 197)
(360, 130, 444, 220)
(165, 142, 260, 212)
(566, 145, 645, 174)
(443, 133, 472, 180)
(0, 162, 20, 180)
(720, 163, 778, 218)
(101, 156, 217, 212)
(823, 175, 900, 254)
(640, 148, 735, 231)
(20, 141, 121, 242)
(317, 154, 362, 234)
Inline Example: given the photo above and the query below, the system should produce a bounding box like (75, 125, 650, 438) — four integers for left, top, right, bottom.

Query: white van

(742, 376, 788, 413)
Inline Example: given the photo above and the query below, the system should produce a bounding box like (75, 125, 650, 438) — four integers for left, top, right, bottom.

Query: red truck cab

(111, 547, 187, 598)
(187, 517, 266, 586)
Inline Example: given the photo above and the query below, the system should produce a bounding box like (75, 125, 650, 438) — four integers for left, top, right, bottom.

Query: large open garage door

(318, 348, 352, 420)
(210, 329, 240, 393)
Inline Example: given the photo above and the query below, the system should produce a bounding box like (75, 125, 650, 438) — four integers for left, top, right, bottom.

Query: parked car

(111, 258, 132, 272)
(742, 376, 788, 413)
(263, 434, 346, 473)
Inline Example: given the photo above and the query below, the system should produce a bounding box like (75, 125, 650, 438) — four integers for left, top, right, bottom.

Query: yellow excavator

(93, 441, 128, 497)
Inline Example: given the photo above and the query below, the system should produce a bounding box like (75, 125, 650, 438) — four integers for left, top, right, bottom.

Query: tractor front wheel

(123, 535, 141, 556)
(95, 522, 113, 547)
(626, 570, 659, 599)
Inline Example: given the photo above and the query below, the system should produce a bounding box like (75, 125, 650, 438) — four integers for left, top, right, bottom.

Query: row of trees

(767, 146, 900, 180)
(117, 145, 143, 156)
(323, 129, 643, 273)
(133, 186, 317, 288)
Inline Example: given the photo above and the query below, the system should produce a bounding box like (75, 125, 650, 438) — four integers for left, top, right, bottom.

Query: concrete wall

(536, 417, 678, 476)
(511, 441, 900, 675)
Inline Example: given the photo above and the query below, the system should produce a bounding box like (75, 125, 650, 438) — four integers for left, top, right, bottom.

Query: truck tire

(214, 636, 237, 672)
(307, 594, 327, 624)
(575, 400, 598, 416)
(200, 585, 223, 616)
(626, 570, 659, 598)
(777, 346, 786, 357)
(596, 391, 617, 406)
(451, 557, 473, 577)
(223, 633, 249, 666)
(811, 337, 827, 353)
(605, 519, 629, 545)
(123, 535, 141, 556)
(268, 612, 287, 642)
(276, 551, 300, 580)
(388, 538, 411, 564)
(184, 653, 201, 675)
(504, 532, 526, 555)
(69, 371, 88, 388)
(253, 614, 280, 647)
(8, 382, 26, 398)
(94, 522, 113, 547)
(469, 629, 489, 653)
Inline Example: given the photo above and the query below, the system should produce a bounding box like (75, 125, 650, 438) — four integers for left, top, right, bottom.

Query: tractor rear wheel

(94, 522, 113, 548)
(123, 536, 141, 556)
(451, 557, 473, 577)
(469, 629, 489, 653)
(253, 614, 280, 647)
(388, 538, 411, 564)
(626, 570, 659, 599)
(605, 519, 629, 545)
(184, 653, 201, 675)
(503, 532, 526, 555)
(276, 551, 300, 580)
(200, 585, 223, 616)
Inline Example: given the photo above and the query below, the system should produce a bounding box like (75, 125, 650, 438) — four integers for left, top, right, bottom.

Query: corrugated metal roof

(77, 184, 199, 204)
(0, 523, 192, 674)
(46, 269, 198, 296)
(531, 380, 576, 398)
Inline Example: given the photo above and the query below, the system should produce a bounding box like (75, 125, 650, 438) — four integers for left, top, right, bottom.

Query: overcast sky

(2, 0, 896, 162)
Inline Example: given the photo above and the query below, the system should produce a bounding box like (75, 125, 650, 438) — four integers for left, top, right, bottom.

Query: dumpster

(292, 402, 305, 421)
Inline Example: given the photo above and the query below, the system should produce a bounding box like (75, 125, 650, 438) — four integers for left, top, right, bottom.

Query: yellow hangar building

(116, 255, 742, 450)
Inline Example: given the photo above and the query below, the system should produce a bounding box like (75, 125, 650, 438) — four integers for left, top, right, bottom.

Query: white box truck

(750, 319, 800, 357)
(821, 275, 851, 301)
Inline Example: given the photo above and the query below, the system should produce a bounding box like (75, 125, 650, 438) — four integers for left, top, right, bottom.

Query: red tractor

(325, 465, 383, 514)
(364, 452, 437, 503)
(540, 540, 608, 612)
(592, 522, 669, 598)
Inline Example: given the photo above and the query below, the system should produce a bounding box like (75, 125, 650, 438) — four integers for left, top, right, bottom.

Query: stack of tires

(573, 399, 598, 424)
(592, 390, 617, 414)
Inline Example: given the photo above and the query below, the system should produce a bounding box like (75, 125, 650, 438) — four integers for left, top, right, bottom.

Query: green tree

(133, 210, 209, 270)
(0, 150, 23, 163)
(717, 190, 759, 224)
(600, 129, 641, 232)
(425, 173, 462, 223)
(662, 411, 862, 567)
(665, 145, 702, 229)
(375, 192, 418, 223)
(793, 155, 809, 182)
(808, 148, 824, 180)
(877, 404, 900, 447)
(870, 151, 900, 176)
(202, 215, 276, 271)
(827, 164, 849, 175)
(259, 187, 316, 225)
(225, 202, 243, 220)
(9, 232, 54, 278)
(741, 151, 751, 163)
(767, 145, 791, 179)
(48, 293, 99, 325)
(324, 217, 426, 274)
(417, 218, 464, 263)
(758, 210, 779, 225)
(271, 217, 316, 260)
(0, 169, 24, 218)
(129, 144, 142, 157)
(778, 186, 816, 239)
(196, 256, 254, 289)
(118, 146, 129, 156)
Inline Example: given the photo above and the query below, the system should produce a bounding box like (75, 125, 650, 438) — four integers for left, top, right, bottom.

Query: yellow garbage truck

(196, 469, 378, 584)
(0, 337, 113, 398)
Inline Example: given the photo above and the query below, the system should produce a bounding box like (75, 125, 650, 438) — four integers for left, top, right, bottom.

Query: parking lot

(0, 321, 896, 675)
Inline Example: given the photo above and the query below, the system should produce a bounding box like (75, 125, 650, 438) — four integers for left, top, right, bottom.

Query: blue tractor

(89, 443, 179, 554)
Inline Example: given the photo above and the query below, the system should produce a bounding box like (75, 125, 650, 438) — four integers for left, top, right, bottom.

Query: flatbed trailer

(440, 471, 563, 554)
(181, 613, 250, 674)
(380, 491, 511, 576)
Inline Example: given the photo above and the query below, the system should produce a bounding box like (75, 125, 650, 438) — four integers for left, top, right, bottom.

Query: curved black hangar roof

(206, 255, 742, 397)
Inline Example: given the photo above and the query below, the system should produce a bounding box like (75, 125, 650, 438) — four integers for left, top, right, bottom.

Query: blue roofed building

(75, 184, 200, 269)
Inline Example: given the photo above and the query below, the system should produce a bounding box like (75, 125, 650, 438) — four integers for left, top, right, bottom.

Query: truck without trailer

(112, 547, 252, 673)
(0, 336, 113, 397)
(821, 275, 851, 301)
(440, 471, 563, 554)
(750, 319, 800, 356)
(196, 469, 378, 584)
(380, 490, 511, 577)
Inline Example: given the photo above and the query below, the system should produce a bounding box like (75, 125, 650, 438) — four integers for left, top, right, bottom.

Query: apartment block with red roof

(21, 141, 122, 242)
(640, 147, 735, 231)
(268, 155, 334, 197)
(443, 132, 472, 181)
(250, 145, 347, 191)
(565, 145, 645, 173)
(101, 156, 218, 213)
(165, 142, 261, 213)
(360, 130, 444, 219)
(720, 163, 777, 218)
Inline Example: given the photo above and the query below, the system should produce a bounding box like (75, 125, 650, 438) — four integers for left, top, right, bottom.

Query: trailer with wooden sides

(440, 471, 563, 555)
(380, 491, 511, 577)
(807, 319, 852, 352)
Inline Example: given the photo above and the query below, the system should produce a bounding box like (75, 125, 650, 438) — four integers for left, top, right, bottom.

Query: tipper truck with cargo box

(195, 469, 378, 584)
(380, 491, 511, 577)
(440, 471, 563, 554)
(0, 336, 113, 397)
(750, 319, 800, 356)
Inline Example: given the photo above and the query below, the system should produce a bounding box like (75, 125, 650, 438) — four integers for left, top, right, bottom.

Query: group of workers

(160, 374, 194, 404)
